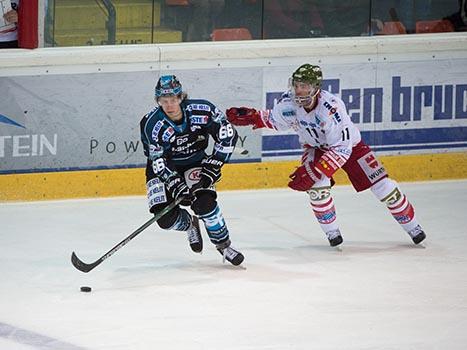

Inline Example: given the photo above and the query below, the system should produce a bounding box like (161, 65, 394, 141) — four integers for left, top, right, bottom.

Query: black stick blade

(71, 252, 100, 273)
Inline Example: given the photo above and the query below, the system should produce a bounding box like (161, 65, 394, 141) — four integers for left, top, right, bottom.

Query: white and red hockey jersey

(263, 90, 362, 169)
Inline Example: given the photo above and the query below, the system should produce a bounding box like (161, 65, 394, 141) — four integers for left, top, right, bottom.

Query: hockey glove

(226, 107, 265, 129)
(288, 162, 323, 192)
(191, 156, 223, 194)
(166, 175, 194, 207)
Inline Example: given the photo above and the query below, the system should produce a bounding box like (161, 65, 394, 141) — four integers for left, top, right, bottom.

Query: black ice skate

(187, 216, 203, 253)
(326, 229, 343, 247)
(408, 225, 426, 245)
(216, 240, 244, 266)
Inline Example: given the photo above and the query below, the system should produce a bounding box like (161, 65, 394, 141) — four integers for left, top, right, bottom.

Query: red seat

(379, 21, 407, 35)
(166, 0, 189, 5)
(416, 20, 454, 33)
(211, 28, 253, 41)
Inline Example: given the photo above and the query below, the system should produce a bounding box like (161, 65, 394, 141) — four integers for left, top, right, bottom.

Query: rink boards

(1, 152, 465, 201)
(1, 34, 466, 200)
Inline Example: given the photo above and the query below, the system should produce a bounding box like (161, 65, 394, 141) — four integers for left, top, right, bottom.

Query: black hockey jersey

(140, 98, 238, 182)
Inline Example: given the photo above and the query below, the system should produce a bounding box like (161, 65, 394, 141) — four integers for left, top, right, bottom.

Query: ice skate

(187, 216, 203, 253)
(216, 240, 244, 266)
(325, 229, 343, 247)
(408, 225, 426, 245)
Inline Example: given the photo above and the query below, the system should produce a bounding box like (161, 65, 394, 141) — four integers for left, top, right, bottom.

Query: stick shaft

(71, 198, 182, 273)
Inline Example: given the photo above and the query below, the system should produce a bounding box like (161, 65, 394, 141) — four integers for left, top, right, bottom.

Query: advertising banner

(1, 35, 466, 174)
(0, 68, 262, 174)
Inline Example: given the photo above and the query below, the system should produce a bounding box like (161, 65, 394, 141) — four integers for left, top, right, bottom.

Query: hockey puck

(80, 286, 92, 292)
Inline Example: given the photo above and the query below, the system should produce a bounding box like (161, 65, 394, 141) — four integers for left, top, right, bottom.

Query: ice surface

(1, 180, 466, 350)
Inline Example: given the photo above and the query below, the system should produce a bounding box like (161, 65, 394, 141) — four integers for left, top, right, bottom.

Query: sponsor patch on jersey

(189, 104, 211, 112)
(315, 115, 324, 127)
(147, 177, 167, 207)
(162, 127, 175, 142)
(149, 144, 163, 159)
(214, 143, 234, 154)
(300, 119, 320, 128)
(190, 115, 209, 124)
(323, 101, 342, 123)
(151, 120, 164, 141)
(176, 135, 189, 145)
(334, 147, 352, 157)
(357, 153, 387, 184)
(282, 109, 295, 117)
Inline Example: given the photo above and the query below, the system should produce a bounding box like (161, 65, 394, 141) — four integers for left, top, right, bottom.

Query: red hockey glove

(226, 107, 264, 129)
(288, 162, 323, 192)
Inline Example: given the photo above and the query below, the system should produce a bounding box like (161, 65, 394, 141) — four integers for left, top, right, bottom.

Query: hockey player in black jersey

(140, 75, 244, 266)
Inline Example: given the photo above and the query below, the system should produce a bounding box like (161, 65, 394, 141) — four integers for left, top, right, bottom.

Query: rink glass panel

(42, 0, 463, 47)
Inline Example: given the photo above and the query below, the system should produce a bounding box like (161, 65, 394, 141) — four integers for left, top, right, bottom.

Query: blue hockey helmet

(155, 75, 182, 99)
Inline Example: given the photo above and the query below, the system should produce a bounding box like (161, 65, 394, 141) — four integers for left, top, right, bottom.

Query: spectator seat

(379, 21, 407, 35)
(211, 28, 253, 41)
(415, 19, 455, 33)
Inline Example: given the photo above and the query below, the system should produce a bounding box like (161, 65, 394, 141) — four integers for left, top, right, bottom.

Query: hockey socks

(199, 204, 230, 246)
(308, 187, 342, 246)
(371, 178, 426, 244)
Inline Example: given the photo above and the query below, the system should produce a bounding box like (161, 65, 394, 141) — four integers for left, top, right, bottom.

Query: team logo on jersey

(162, 127, 175, 142)
(190, 125, 202, 132)
(190, 115, 209, 124)
(323, 101, 342, 123)
(151, 120, 164, 141)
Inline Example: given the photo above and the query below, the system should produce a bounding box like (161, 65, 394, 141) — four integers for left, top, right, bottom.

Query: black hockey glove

(166, 174, 194, 206)
(191, 156, 223, 194)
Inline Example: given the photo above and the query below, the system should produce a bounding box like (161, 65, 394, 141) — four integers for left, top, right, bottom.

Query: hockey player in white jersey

(226, 64, 426, 247)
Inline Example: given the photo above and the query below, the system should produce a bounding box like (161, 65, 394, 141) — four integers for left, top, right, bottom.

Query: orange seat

(379, 21, 407, 35)
(416, 20, 454, 33)
(166, 0, 189, 5)
(211, 28, 253, 41)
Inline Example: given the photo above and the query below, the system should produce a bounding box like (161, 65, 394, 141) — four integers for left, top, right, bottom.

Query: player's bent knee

(192, 191, 217, 216)
(371, 178, 401, 203)
(156, 207, 180, 229)
(308, 186, 332, 204)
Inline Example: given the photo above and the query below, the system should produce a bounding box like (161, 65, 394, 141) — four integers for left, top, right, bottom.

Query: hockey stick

(71, 198, 182, 273)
